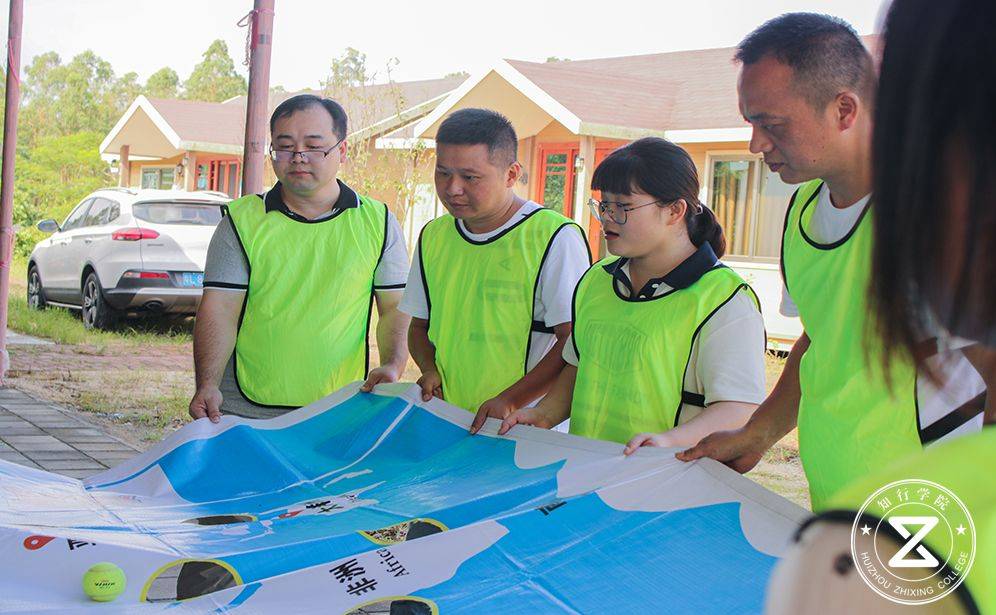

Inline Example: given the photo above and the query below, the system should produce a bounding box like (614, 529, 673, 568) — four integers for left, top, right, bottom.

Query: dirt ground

(5, 333, 809, 509)
(6, 342, 194, 449)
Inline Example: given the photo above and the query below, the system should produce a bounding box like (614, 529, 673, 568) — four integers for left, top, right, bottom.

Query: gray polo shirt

(204, 180, 409, 418)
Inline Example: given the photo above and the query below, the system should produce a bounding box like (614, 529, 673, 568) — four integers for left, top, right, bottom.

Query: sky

(1, 0, 889, 89)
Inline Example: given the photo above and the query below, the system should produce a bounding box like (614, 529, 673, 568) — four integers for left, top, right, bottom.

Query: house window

(196, 164, 209, 190)
(141, 167, 176, 190)
(707, 154, 794, 260)
(540, 151, 571, 215)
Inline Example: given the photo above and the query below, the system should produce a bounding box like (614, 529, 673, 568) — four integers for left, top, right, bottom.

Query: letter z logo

(887, 516, 940, 568)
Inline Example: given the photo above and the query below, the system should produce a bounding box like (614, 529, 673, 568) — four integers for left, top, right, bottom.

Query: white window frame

(705, 151, 780, 264)
(140, 166, 177, 190)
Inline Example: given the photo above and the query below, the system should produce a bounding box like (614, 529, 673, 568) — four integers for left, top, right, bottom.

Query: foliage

(145, 67, 180, 99)
(6, 295, 192, 347)
(6, 41, 246, 259)
(20, 50, 126, 143)
(324, 47, 369, 89)
(2, 40, 433, 265)
(182, 40, 247, 102)
(320, 49, 433, 225)
(13, 132, 110, 257)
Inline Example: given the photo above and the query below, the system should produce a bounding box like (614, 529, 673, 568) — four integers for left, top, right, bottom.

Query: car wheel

(81, 272, 119, 330)
(27, 265, 47, 310)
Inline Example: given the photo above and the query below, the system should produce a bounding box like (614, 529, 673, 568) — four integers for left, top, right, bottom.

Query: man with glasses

(189, 95, 411, 421)
(398, 108, 590, 430)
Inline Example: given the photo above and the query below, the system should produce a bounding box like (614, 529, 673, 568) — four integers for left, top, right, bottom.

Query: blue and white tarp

(0, 383, 807, 613)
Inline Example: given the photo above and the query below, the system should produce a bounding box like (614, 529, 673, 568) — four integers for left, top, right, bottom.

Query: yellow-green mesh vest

(783, 179, 922, 511)
(570, 258, 759, 444)
(227, 190, 387, 408)
(823, 427, 995, 614)
(420, 208, 584, 412)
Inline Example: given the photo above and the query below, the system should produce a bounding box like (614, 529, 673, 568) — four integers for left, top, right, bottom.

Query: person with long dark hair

(478, 137, 767, 449)
(767, 3, 995, 613)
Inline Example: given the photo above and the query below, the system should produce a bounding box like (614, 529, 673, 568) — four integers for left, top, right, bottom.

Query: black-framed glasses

(588, 197, 669, 225)
(269, 137, 345, 163)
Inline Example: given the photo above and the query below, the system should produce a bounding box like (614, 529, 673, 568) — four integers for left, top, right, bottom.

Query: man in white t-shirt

(399, 109, 590, 425)
(679, 13, 990, 511)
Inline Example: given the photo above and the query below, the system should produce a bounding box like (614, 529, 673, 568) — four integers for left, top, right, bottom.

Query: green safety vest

(822, 427, 995, 614)
(783, 180, 922, 511)
(227, 189, 387, 408)
(420, 208, 585, 412)
(570, 258, 759, 444)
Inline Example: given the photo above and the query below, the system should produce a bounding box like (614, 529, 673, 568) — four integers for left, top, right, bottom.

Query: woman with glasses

(490, 137, 766, 451)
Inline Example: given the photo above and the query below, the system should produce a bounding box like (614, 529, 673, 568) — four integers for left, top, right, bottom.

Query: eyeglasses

(588, 198, 669, 225)
(269, 137, 345, 163)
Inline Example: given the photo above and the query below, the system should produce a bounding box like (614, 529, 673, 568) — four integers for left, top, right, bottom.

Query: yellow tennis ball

(82, 562, 126, 602)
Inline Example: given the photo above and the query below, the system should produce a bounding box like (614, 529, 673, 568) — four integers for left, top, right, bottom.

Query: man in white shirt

(398, 109, 590, 426)
(678, 13, 989, 511)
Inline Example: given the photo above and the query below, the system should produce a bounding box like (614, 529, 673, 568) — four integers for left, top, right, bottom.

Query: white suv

(27, 188, 231, 329)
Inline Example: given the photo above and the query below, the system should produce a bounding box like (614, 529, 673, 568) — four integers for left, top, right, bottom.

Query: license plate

(179, 272, 204, 288)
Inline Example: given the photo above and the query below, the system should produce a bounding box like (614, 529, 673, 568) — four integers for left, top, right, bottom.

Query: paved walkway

(0, 387, 139, 478)
(1, 330, 139, 479)
(6, 329, 53, 346)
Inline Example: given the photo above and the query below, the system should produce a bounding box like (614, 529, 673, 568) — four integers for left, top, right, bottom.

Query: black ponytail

(592, 137, 726, 257)
(687, 201, 726, 258)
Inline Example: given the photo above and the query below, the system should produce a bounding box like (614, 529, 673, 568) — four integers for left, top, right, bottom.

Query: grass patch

(6, 293, 193, 346)
(6, 255, 192, 346)
(67, 369, 193, 443)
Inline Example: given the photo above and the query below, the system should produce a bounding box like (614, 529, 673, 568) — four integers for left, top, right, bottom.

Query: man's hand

(675, 425, 771, 473)
(416, 369, 443, 402)
(360, 364, 403, 393)
(498, 406, 554, 436)
(623, 432, 678, 456)
(469, 394, 516, 434)
(189, 386, 223, 424)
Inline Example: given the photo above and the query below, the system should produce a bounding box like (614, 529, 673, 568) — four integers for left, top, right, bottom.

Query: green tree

(319, 50, 433, 227)
(112, 71, 143, 110)
(9, 51, 171, 258)
(19, 50, 130, 143)
(545, 56, 571, 63)
(13, 132, 110, 257)
(324, 47, 369, 89)
(182, 40, 247, 102)
(444, 70, 470, 80)
(145, 67, 179, 99)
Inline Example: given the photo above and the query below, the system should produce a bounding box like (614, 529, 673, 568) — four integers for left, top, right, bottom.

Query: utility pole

(241, 0, 275, 196)
(0, 0, 24, 383)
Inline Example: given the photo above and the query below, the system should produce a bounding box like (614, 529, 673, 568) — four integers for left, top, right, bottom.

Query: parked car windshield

(132, 201, 224, 226)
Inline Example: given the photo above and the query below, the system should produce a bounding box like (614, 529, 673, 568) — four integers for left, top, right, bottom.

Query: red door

(535, 144, 620, 259)
(207, 160, 243, 198)
(586, 148, 615, 258)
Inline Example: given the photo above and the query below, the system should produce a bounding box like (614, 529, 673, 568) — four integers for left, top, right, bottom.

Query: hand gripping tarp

(0, 383, 807, 613)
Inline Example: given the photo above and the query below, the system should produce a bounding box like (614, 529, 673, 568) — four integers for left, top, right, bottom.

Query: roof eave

(100, 95, 184, 155)
(413, 60, 583, 138)
(178, 141, 245, 156)
(577, 122, 668, 140)
(349, 91, 454, 142)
